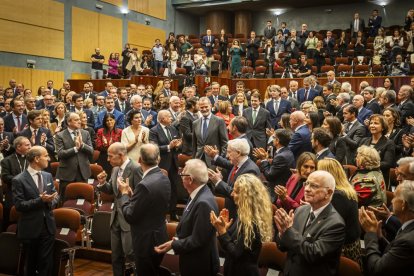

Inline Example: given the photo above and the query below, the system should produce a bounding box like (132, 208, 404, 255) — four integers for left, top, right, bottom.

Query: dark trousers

(248, 54, 257, 69)
(153, 61, 163, 75)
(22, 220, 54, 276)
(168, 163, 181, 215)
(111, 217, 134, 276)
(135, 254, 164, 276)
(59, 166, 87, 200)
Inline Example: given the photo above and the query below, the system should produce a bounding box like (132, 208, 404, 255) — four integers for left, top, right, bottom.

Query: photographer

(388, 54, 409, 76)
(274, 30, 285, 55)
(293, 55, 312, 78)
(285, 29, 301, 60)
(121, 43, 132, 78)
(264, 39, 275, 75)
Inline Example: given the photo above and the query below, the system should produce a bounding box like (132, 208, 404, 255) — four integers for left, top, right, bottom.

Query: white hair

(338, 92, 350, 103)
(130, 95, 142, 105)
(341, 82, 352, 92)
(157, 110, 170, 122)
(169, 95, 180, 103)
(228, 139, 250, 156)
(309, 170, 336, 190)
(399, 180, 414, 212)
(185, 159, 208, 185)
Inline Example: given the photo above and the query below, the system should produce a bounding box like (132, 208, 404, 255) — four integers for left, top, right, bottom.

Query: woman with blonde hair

(84, 98, 94, 109)
(153, 80, 164, 97)
(264, 86, 271, 105)
(210, 174, 273, 276)
(51, 102, 67, 133)
(232, 91, 249, 116)
(317, 158, 361, 264)
(220, 85, 230, 99)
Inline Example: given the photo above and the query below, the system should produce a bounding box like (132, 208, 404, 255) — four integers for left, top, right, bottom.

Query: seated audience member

(322, 116, 347, 164)
(383, 107, 403, 160)
(351, 145, 387, 207)
(361, 114, 396, 187)
(389, 54, 409, 76)
(210, 174, 273, 276)
(317, 158, 361, 264)
(359, 180, 414, 275)
(288, 111, 312, 160)
(293, 55, 312, 78)
(274, 171, 345, 276)
(207, 139, 260, 220)
(275, 152, 317, 210)
(311, 127, 335, 160)
(155, 159, 219, 276)
(95, 96, 125, 130)
(363, 86, 381, 114)
(96, 113, 123, 175)
(254, 129, 295, 202)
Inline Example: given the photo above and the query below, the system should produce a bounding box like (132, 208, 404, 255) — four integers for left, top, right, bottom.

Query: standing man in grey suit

(54, 112, 94, 198)
(274, 171, 345, 276)
(120, 143, 171, 276)
(97, 142, 143, 276)
(155, 159, 219, 276)
(243, 91, 272, 149)
(12, 146, 59, 276)
(342, 105, 366, 165)
(192, 97, 228, 168)
(263, 20, 276, 40)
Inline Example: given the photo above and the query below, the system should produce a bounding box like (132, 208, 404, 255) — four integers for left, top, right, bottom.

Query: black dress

(218, 221, 262, 276)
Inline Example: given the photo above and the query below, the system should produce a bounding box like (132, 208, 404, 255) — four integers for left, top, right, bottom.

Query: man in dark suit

(149, 110, 182, 221)
(342, 105, 366, 165)
(288, 111, 312, 160)
(81, 82, 96, 105)
(244, 92, 272, 149)
(115, 88, 131, 115)
(297, 77, 318, 104)
(311, 128, 335, 160)
(97, 143, 143, 276)
(263, 20, 276, 40)
(142, 98, 158, 128)
(254, 129, 295, 202)
(368, 9, 382, 37)
(54, 112, 94, 198)
(310, 75, 323, 96)
(1, 136, 31, 230)
(12, 146, 59, 276)
(266, 85, 292, 129)
(3, 99, 28, 133)
(397, 85, 414, 131)
(350, 12, 365, 37)
(227, 116, 254, 153)
(298, 23, 309, 52)
(160, 79, 172, 97)
(95, 96, 125, 130)
(359, 180, 414, 275)
(192, 97, 228, 168)
(206, 139, 260, 219)
(335, 93, 351, 122)
(155, 159, 219, 276)
(99, 81, 113, 97)
(120, 143, 171, 276)
(353, 94, 373, 124)
(208, 82, 227, 108)
(363, 86, 381, 114)
(0, 117, 14, 157)
(201, 29, 215, 57)
(71, 94, 95, 128)
(322, 84, 337, 115)
(46, 80, 59, 98)
(274, 171, 345, 275)
(246, 31, 260, 69)
(179, 97, 199, 156)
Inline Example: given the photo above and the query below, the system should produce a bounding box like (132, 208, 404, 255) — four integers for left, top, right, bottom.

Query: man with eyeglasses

(274, 170, 345, 276)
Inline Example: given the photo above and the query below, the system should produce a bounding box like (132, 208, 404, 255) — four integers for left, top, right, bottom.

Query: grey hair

(129, 95, 142, 105)
(108, 142, 127, 156)
(185, 159, 208, 185)
(363, 86, 375, 95)
(13, 136, 30, 149)
(341, 82, 352, 92)
(157, 110, 170, 123)
(399, 180, 414, 212)
(228, 139, 250, 156)
(169, 95, 180, 103)
(337, 93, 350, 103)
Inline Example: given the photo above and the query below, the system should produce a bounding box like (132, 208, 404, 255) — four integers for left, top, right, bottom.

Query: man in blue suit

(311, 128, 335, 160)
(71, 94, 95, 128)
(99, 81, 113, 97)
(3, 99, 28, 133)
(353, 94, 373, 124)
(95, 96, 125, 130)
(288, 111, 312, 160)
(201, 29, 215, 57)
(297, 77, 318, 104)
(368, 9, 382, 37)
(265, 85, 292, 129)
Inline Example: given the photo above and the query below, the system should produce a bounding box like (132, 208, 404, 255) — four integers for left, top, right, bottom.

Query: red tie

(230, 166, 239, 183)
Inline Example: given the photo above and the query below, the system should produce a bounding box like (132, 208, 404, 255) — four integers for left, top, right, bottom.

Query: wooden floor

(73, 259, 112, 276)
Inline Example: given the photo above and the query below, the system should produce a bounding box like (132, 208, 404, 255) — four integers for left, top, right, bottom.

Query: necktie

(274, 100, 279, 114)
(165, 127, 172, 141)
(121, 102, 125, 113)
(185, 197, 193, 212)
(37, 172, 44, 193)
(229, 166, 239, 183)
(345, 122, 353, 133)
(305, 212, 315, 230)
(33, 129, 37, 144)
(293, 92, 297, 100)
(252, 109, 257, 124)
(202, 117, 208, 140)
(304, 90, 309, 101)
(16, 116, 21, 131)
(72, 131, 77, 141)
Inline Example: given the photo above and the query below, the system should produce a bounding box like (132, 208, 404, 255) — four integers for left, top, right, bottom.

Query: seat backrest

(64, 182, 94, 203)
(50, 162, 59, 177)
(90, 164, 103, 180)
(0, 232, 21, 275)
(0, 202, 3, 222)
(53, 239, 70, 276)
(53, 208, 81, 232)
(215, 197, 225, 213)
(258, 242, 287, 271)
(166, 222, 178, 240)
(177, 154, 191, 168)
(338, 256, 362, 276)
(91, 211, 111, 250)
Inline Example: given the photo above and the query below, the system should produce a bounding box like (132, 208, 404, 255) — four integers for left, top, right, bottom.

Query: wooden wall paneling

(148, 0, 166, 20)
(128, 21, 166, 51)
(71, 73, 91, 80)
(72, 7, 99, 62)
(205, 11, 231, 35)
(0, 0, 64, 30)
(234, 11, 252, 38)
(0, 19, 64, 58)
(31, 69, 64, 93)
(98, 13, 123, 62)
(101, 0, 123, 7)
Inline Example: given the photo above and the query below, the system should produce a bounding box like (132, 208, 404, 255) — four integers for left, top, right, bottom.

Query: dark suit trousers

(59, 166, 87, 200)
(135, 253, 164, 276)
(248, 54, 257, 69)
(168, 162, 181, 214)
(111, 216, 134, 276)
(22, 219, 54, 276)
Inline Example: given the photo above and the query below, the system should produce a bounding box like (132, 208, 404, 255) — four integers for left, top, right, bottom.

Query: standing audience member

(288, 111, 312, 159)
(3, 99, 28, 133)
(311, 127, 335, 160)
(121, 110, 149, 163)
(91, 48, 105, 79)
(246, 31, 260, 69)
(179, 97, 199, 156)
(96, 96, 125, 130)
(342, 105, 366, 165)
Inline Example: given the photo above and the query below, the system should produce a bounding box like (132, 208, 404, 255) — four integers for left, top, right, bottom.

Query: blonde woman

(153, 80, 164, 97)
(40, 109, 52, 131)
(84, 98, 94, 109)
(210, 174, 273, 276)
(232, 91, 249, 116)
(263, 86, 272, 105)
(317, 158, 361, 265)
(220, 85, 230, 99)
(51, 102, 67, 133)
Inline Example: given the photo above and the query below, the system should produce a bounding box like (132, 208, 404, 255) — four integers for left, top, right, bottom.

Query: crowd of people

(1, 73, 414, 275)
(89, 8, 414, 80)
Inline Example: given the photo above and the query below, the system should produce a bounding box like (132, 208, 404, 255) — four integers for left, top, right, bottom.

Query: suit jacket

(0, 131, 15, 157)
(54, 128, 94, 181)
(179, 111, 198, 156)
(357, 107, 373, 124)
(350, 18, 365, 36)
(192, 115, 228, 168)
(243, 107, 272, 149)
(149, 124, 180, 171)
(12, 170, 58, 239)
(1, 153, 28, 205)
(121, 167, 171, 257)
(297, 88, 318, 104)
(266, 99, 292, 128)
(90, 105, 106, 121)
(260, 147, 295, 188)
(324, 93, 337, 115)
(368, 16, 382, 36)
(264, 27, 276, 39)
(95, 109, 125, 130)
(69, 108, 95, 129)
(288, 125, 312, 160)
(398, 99, 414, 130)
(364, 220, 414, 275)
(366, 99, 381, 114)
(316, 148, 335, 160)
(97, 160, 142, 231)
(3, 113, 28, 132)
(172, 185, 219, 276)
(17, 127, 54, 155)
(246, 38, 260, 59)
(342, 120, 366, 164)
(276, 204, 345, 276)
(115, 99, 131, 114)
(313, 84, 323, 96)
(214, 157, 260, 219)
(201, 35, 215, 56)
(81, 92, 96, 105)
(208, 95, 227, 107)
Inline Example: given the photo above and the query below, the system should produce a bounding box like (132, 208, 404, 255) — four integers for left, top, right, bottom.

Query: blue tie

(202, 117, 208, 140)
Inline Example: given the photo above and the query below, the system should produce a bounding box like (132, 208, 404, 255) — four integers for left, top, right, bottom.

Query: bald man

(288, 111, 312, 159)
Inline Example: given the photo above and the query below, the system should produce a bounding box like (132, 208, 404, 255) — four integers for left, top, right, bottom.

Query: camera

(26, 59, 36, 69)
(145, 18, 150, 25)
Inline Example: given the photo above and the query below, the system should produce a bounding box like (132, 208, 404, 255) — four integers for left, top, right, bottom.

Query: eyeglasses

(179, 173, 191, 178)
(303, 181, 328, 190)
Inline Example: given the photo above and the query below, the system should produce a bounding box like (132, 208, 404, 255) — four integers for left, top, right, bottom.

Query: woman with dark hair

(383, 77, 395, 91)
(383, 107, 403, 160)
(360, 114, 396, 189)
(218, 29, 229, 70)
(216, 101, 235, 139)
(322, 116, 347, 164)
(313, 96, 326, 125)
(96, 113, 122, 174)
(121, 110, 149, 162)
(108, 53, 120, 79)
(304, 111, 320, 132)
(274, 152, 317, 210)
(279, 113, 292, 132)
